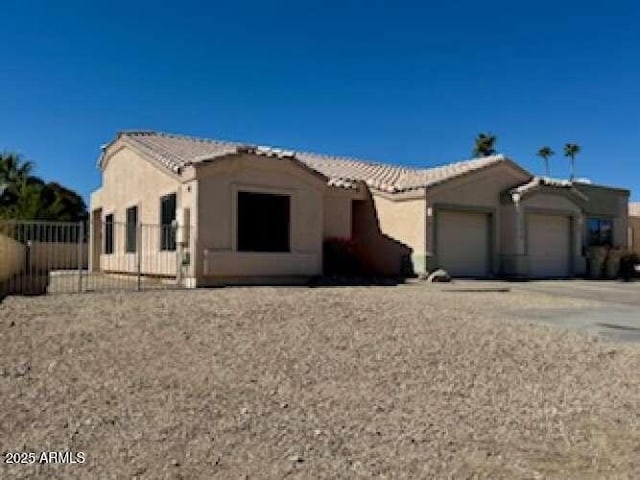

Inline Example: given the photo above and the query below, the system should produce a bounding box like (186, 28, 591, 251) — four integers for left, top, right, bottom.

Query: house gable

(193, 152, 333, 192)
(505, 178, 588, 209)
(194, 152, 329, 273)
(92, 144, 183, 225)
(426, 160, 531, 207)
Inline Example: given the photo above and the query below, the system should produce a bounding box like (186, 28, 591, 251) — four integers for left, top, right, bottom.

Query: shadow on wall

(351, 191, 414, 277)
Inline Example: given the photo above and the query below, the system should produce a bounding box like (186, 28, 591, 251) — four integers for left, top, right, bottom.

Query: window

(160, 193, 177, 251)
(237, 191, 290, 252)
(126, 206, 138, 253)
(104, 213, 114, 254)
(587, 218, 613, 247)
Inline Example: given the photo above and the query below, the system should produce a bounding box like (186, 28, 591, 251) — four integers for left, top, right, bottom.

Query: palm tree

(0, 152, 33, 194)
(472, 133, 497, 157)
(563, 143, 581, 181)
(536, 146, 554, 177)
(0, 151, 87, 221)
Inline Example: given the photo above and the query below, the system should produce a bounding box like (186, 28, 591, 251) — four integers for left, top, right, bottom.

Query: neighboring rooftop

(101, 131, 509, 193)
(630, 203, 640, 217)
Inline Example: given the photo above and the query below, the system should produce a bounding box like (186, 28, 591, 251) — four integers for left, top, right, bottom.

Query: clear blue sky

(2, 0, 639, 203)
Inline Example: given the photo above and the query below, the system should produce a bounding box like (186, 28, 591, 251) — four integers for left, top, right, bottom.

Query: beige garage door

(437, 210, 490, 277)
(528, 214, 571, 278)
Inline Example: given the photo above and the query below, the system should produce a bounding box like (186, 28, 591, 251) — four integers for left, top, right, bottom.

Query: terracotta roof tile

(105, 131, 507, 193)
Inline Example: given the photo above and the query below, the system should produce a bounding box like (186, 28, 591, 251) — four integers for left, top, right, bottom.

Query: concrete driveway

(451, 279, 640, 343)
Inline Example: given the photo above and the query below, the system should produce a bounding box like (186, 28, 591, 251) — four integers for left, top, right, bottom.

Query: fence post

(25, 238, 32, 295)
(176, 225, 183, 288)
(77, 221, 84, 293)
(136, 223, 142, 291)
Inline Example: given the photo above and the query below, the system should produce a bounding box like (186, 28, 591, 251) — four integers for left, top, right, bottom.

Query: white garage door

(437, 210, 490, 277)
(528, 214, 571, 278)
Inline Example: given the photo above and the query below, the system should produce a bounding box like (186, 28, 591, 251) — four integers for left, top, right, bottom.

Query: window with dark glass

(126, 206, 138, 253)
(587, 218, 613, 246)
(160, 193, 176, 251)
(104, 213, 114, 254)
(237, 191, 290, 252)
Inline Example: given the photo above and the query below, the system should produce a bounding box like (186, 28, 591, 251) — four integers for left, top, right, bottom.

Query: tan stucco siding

(575, 183, 628, 215)
(323, 195, 352, 239)
(629, 216, 640, 254)
(614, 197, 629, 249)
(371, 193, 425, 273)
(521, 193, 582, 212)
(428, 165, 528, 208)
(95, 147, 183, 223)
(90, 146, 185, 276)
(90, 188, 102, 212)
(195, 154, 325, 280)
(373, 194, 425, 252)
(348, 192, 416, 275)
(500, 204, 517, 257)
(574, 183, 630, 248)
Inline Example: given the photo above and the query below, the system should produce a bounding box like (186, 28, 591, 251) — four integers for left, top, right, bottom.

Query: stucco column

(88, 210, 99, 273)
(573, 214, 586, 275)
(513, 194, 525, 255)
(512, 193, 528, 277)
(424, 205, 435, 273)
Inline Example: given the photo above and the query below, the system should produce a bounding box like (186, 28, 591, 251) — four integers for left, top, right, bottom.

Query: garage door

(528, 214, 571, 278)
(437, 210, 490, 277)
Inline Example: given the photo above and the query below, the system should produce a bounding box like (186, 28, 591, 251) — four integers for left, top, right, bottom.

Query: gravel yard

(1, 286, 639, 479)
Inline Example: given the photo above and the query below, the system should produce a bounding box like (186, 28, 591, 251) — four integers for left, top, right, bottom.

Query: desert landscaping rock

(427, 269, 451, 282)
(14, 360, 31, 377)
(1, 286, 639, 478)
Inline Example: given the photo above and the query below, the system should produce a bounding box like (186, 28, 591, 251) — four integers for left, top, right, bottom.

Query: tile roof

(511, 176, 572, 194)
(104, 131, 509, 193)
(510, 177, 588, 201)
(630, 203, 640, 217)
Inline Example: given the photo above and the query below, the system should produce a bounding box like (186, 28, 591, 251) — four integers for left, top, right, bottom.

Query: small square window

(587, 218, 613, 247)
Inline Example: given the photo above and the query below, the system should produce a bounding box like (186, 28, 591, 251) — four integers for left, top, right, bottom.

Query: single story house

(630, 203, 640, 254)
(90, 131, 630, 285)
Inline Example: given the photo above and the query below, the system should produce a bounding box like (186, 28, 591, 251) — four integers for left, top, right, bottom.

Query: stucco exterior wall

(94, 146, 184, 223)
(613, 196, 629, 249)
(323, 194, 353, 239)
(500, 204, 517, 257)
(371, 192, 426, 273)
(425, 163, 530, 274)
(629, 216, 640, 255)
(90, 140, 632, 283)
(522, 192, 580, 211)
(574, 183, 630, 248)
(90, 145, 188, 277)
(195, 154, 327, 283)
